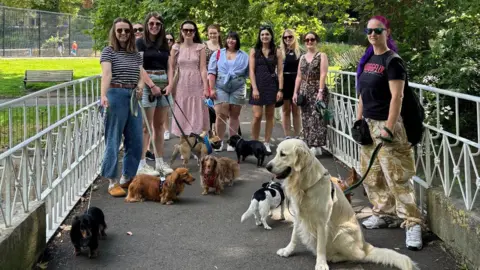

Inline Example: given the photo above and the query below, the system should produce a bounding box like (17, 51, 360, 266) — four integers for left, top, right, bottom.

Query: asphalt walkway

(41, 107, 458, 270)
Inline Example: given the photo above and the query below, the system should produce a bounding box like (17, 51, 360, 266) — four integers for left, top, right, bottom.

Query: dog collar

(204, 135, 213, 154)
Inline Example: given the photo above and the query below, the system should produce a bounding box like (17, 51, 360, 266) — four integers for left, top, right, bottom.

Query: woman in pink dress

(167, 20, 209, 136)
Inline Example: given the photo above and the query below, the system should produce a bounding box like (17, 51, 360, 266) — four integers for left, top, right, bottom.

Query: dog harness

(203, 172, 217, 187)
(203, 135, 213, 154)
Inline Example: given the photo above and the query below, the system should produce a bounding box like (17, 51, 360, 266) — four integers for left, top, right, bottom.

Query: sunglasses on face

(182, 29, 195, 34)
(167, 38, 173, 42)
(304, 38, 316, 43)
(149, 22, 162, 27)
(116, 28, 130, 34)
(133, 28, 143, 33)
(283, 35, 293, 40)
(365, 28, 385, 35)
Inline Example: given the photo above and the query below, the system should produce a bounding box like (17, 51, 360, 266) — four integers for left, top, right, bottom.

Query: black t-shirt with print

(136, 39, 169, 71)
(359, 50, 407, 120)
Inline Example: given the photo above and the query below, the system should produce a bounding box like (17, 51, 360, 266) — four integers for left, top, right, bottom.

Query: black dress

(249, 51, 278, 106)
(283, 50, 300, 100)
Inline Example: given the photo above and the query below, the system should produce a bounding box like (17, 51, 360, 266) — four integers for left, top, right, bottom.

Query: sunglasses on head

(133, 28, 143, 33)
(182, 28, 195, 34)
(116, 28, 130, 34)
(260, 25, 272, 30)
(283, 35, 293, 40)
(304, 38, 316, 43)
(149, 21, 162, 27)
(365, 28, 385, 35)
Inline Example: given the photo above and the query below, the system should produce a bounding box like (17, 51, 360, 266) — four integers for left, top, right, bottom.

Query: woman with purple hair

(356, 15, 424, 251)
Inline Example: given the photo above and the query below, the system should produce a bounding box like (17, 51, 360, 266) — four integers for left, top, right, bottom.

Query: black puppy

(227, 135, 270, 167)
(70, 206, 107, 258)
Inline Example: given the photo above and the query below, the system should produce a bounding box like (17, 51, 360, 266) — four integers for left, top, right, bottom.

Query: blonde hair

(280, 29, 301, 60)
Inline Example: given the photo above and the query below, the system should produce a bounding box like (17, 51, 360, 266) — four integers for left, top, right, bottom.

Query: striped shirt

(100, 46, 143, 85)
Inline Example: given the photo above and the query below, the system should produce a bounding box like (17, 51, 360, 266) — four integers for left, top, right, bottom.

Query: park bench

(23, 70, 74, 89)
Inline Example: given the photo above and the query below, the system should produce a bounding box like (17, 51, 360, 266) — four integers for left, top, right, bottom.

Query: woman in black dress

(249, 25, 284, 153)
(280, 29, 302, 138)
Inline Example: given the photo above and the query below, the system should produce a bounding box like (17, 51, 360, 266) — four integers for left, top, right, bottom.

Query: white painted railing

(325, 70, 480, 212)
(0, 76, 104, 240)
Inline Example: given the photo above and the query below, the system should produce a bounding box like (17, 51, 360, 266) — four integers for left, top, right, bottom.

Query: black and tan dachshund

(70, 206, 107, 258)
(227, 135, 271, 167)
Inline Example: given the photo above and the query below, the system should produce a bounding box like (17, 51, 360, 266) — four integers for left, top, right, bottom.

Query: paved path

(41, 108, 458, 270)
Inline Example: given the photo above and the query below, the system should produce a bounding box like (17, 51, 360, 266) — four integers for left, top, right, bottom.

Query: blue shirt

(208, 48, 249, 85)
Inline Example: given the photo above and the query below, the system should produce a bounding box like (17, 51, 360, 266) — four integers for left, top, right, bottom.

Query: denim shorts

(214, 74, 247, 106)
(142, 73, 172, 108)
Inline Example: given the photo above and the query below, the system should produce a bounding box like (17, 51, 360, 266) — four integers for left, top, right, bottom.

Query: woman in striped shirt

(100, 17, 144, 197)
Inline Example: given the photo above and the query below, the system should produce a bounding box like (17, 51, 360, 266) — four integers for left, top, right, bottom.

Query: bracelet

(149, 84, 156, 89)
(278, 89, 283, 93)
(319, 88, 324, 92)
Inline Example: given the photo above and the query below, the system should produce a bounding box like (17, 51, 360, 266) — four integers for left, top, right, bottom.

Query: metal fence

(0, 6, 95, 57)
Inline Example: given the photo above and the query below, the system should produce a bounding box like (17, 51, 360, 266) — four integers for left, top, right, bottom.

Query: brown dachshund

(125, 168, 195, 205)
(330, 167, 360, 204)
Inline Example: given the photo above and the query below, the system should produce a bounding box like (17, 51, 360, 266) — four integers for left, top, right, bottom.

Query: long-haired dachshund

(330, 167, 360, 204)
(125, 168, 195, 205)
(200, 155, 239, 195)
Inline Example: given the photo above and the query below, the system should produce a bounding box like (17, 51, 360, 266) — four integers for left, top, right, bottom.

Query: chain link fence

(0, 6, 95, 57)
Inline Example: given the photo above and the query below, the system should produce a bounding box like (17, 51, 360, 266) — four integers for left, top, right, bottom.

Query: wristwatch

(278, 88, 283, 93)
(148, 84, 156, 89)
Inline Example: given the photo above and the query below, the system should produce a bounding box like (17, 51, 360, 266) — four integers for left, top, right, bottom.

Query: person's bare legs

(282, 100, 292, 137)
(291, 102, 301, 137)
(229, 104, 242, 136)
(251, 105, 263, 140)
(264, 104, 275, 143)
(153, 107, 173, 174)
(137, 107, 159, 176)
(215, 103, 230, 140)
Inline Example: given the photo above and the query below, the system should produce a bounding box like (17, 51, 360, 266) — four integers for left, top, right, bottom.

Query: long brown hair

(108, 17, 136, 52)
(207, 24, 223, 48)
(179, 20, 202, 44)
(143, 12, 169, 51)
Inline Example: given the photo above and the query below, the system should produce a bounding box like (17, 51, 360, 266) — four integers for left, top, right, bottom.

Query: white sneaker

(164, 131, 170, 141)
(137, 163, 160, 176)
(310, 147, 317, 156)
(156, 160, 174, 175)
(264, 143, 272, 153)
(406, 224, 423, 250)
(316, 147, 323, 155)
(362, 215, 402, 229)
(227, 144, 235, 152)
(214, 141, 224, 152)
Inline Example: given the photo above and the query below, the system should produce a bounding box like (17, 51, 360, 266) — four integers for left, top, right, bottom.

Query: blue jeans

(101, 88, 143, 179)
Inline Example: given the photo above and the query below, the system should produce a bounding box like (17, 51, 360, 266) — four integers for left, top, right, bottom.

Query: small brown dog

(200, 155, 239, 195)
(330, 167, 360, 203)
(170, 132, 222, 167)
(125, 168, 195, 205)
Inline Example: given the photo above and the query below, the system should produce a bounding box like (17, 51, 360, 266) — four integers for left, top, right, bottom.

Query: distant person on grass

(71, 41, 78, 56)
(99, 17, 144, 197)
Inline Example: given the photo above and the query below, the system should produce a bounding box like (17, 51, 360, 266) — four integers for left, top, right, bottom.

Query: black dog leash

(163, 95, 195, 150)
(343, 142, 383, 195)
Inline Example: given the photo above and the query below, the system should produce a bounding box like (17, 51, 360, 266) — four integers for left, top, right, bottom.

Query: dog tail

(363, 245, 419, 270)
(240, 199, 258, 223)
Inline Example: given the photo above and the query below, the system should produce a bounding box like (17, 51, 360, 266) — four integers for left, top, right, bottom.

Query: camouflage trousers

(360, 118, 423, 228)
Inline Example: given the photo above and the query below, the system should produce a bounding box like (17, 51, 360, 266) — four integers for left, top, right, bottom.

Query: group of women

(98, 13, 424, 251)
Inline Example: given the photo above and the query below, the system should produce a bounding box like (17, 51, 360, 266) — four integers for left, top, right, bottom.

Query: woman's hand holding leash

(101, 95, 109, 108)
(379, 127, 394, 143)
(150, 85, 162, 96)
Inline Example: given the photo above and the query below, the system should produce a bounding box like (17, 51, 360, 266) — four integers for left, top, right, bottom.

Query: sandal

(108, 184, 126, 197)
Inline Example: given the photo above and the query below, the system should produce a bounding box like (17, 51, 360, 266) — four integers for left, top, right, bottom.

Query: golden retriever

(266, 139, 417, 270)
(125, 168, 195, 205)
(200, 155, 239, 195)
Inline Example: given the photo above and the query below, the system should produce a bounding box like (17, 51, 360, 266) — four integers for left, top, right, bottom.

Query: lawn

(0, 58, 101, 98)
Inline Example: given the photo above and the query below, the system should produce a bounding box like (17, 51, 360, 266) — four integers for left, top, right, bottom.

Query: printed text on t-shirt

(363, 63, 385, 75)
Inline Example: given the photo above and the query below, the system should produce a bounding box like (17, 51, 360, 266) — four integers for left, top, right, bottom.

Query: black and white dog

(241, 181, 285, 230)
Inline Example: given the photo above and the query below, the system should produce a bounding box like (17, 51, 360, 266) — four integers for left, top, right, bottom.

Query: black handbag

(351, 119, 373, 145)
(296, 93, 307, 106)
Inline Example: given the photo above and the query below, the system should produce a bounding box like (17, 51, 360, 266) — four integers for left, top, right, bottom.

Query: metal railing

(325, 70, 480, 212)
(0, 75, 103, 240)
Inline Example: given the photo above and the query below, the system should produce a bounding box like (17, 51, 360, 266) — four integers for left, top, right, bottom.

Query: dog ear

(262, 182, 269, 188)
(200, 156, 206, 173)
(169, 170, 179, 183)
(293, 145, 308, 172)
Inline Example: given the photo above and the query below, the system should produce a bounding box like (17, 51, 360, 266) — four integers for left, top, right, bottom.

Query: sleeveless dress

(283, 50, 300, 100)
(249, 51, 278, 106)
(299, 53, 329, 147)
(171, 43, 210, 136)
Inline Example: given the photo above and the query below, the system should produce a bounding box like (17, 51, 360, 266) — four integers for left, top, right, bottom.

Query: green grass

(0, 58, 101, 98)
(0, 105, 75, 149)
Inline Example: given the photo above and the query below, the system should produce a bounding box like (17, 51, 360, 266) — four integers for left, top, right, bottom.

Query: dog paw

(314, 261, 329, 270)
(276, 247, 293, 257)
(88, 250, 98, 258)
(166, 201, 174, 205)
(201, 191, 208, 195)
(256, 222, 262, 226)
(264, 225, 272, 230)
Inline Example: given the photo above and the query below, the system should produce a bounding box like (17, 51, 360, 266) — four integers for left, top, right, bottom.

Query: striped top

(100, 46, 143, 85)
